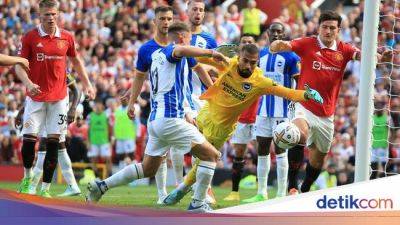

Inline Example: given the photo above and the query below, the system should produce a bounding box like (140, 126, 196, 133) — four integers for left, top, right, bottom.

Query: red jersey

(238, 99, 259, 124)
(18, 25, 77, 102)
(290, 36, 359, 117)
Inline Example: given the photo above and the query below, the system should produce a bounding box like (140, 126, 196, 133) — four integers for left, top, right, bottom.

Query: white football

(273, 122, 301, 149)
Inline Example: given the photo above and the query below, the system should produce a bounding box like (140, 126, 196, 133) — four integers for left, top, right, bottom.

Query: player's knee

(292, 118, 309, 143)
(256, 137, 271, 156)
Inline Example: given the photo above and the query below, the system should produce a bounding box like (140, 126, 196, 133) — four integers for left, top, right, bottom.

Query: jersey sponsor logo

(36, 42, 43, 48)
(242, 82, 252, 92)
(312, 61, 340, 72)
(312, 61, 322, 70)
(36, 53, 63, 61)
(222, 81, 246, 101)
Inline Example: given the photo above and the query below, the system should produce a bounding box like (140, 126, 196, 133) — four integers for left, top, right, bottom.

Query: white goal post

(354, 0, 380, 182)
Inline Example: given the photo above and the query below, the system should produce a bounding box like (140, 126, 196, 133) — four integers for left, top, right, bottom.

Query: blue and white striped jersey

(148, 44, 198, 121)
(185, 31, 217, 112)
(257, 47, 300, 118)
(136, 38, 166, 73)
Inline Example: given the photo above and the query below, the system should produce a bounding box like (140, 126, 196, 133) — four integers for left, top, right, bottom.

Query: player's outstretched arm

(173, 46, 229, 65)
(270, 40, 292, 53)
(0, 54, 29, 71)
(192, 64, 213, 88)
(264, 83, 323, 104)
(127, 71, 147, 120)
(70, 56, 96, 100)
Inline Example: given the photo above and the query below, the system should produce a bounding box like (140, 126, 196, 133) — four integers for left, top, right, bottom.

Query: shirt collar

(38, 24, 61, 38)
(317, 35, 337, 51)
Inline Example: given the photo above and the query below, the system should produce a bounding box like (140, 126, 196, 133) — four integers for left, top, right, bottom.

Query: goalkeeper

(163, 43, 324, 205)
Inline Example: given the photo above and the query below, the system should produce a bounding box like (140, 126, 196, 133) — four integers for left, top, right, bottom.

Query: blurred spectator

(241, 0, 267, 37)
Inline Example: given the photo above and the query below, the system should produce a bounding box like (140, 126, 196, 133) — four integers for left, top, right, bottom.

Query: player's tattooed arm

(15, 106, 25, 129)
(67, 82, 82, 124)
(270, 40, 292, 53)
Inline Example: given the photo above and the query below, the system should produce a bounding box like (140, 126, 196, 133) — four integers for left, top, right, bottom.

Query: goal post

(354, 0, 380, 182)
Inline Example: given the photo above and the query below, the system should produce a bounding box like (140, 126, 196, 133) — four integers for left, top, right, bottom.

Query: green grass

(0, 181, 277, 210)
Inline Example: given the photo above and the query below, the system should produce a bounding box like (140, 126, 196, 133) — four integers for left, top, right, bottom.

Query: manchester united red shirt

(290, 36, 359, 117)
(18, 25, 77, 102)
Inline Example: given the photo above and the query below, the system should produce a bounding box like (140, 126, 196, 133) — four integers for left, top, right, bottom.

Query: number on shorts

(58, 114, 67, 125)
(276, 120, 285, 125)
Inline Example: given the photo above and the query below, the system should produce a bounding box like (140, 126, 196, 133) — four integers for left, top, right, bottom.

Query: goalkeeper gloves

(304, 84, 324, 104)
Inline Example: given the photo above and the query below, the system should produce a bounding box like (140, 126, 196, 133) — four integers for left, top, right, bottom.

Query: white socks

(104, 163, 144, 189)
(170, 148, 184, 184)
(276, 151, 288, 197)
(31, 151, 46, 189)
(257, 155, 271, 196)
(155, 159, 168, 199)
(41, 182, 51, 191)
(58, 149, 79, 189)
(193, 161, 216, 202)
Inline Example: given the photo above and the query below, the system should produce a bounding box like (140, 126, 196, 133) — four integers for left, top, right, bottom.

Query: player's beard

(237, 68, 252, 78)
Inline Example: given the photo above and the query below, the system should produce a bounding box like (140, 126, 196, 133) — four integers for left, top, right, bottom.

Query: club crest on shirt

(334, 52, 343, 61)
(242, 82, 252, 92)
(57, 40, 68, 50)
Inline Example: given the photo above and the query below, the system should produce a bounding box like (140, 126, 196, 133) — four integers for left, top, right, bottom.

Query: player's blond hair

(39, 0, 59, 9)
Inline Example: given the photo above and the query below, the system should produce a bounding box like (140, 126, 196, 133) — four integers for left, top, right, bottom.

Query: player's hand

(185, 112, 197, 127)
(207, 67, 219, 78)
(127, 102, 136, 120)
(27, 82, 41, 96)
(120, 91, 130, 105)
(15, 112, 23, 129)
(304, 84, 323, 104)
(67, 108, 76, 124)
(17, 58, 30, 73)
(212, 51, 229, 66)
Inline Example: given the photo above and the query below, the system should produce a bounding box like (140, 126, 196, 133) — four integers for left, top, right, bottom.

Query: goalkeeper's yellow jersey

(199, 57, 307, 130)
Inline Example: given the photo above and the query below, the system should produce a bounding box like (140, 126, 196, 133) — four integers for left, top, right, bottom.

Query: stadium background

(0, 0, 399, 205)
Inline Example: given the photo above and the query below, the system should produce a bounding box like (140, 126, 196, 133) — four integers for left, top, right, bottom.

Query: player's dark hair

(39, 0, 59, 9)
(168, 22, 190, 35)
(269, 22, 285, 31)
(319, 10, 342, 27)
(239, 43, 259, 55)
(240, 33, 256, 41)
(154, 5, 173, 15)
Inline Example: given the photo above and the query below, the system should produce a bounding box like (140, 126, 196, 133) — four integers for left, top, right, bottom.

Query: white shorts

(116, 139, 136, 154)
(22, 96, 69, 136)
(145, 118, 206, 157)
(231, 122, 255, 144)
(255, 116, 289, 137)
(371, 148, 389, 163)
(292, 103, 334, 153)
(88, 144, 111, 158)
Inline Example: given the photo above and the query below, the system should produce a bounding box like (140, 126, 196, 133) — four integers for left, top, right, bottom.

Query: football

(273, 122, 301, 149)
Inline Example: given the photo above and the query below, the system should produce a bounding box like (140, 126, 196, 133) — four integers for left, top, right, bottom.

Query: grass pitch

(0, 181, 277, 211)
